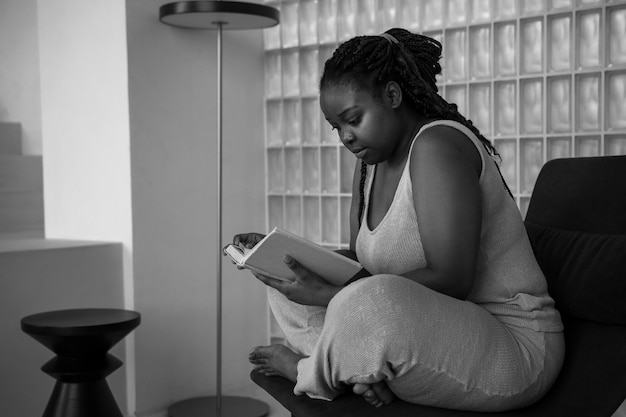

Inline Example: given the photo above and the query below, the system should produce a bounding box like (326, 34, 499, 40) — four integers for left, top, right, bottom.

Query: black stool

(21, 308, 141, 417)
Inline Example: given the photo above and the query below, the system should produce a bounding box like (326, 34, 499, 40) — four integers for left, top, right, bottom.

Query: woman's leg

(266, 287, 326, 356)
(294, 274, 553, 411)
(258, 287, 394, 406)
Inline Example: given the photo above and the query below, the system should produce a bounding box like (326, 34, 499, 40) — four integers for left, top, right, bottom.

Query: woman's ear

(384, 81, 403, 109)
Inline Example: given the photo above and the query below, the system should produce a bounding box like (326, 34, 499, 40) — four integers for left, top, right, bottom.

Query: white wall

(37, 0, 136, 411)
(11, 0, 268, 414)
(0, 0, 42, 155)
(126, 1, 268, 415)
(38, 0, 133, 246)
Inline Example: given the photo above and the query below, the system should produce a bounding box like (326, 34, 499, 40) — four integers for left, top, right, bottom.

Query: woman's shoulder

(412, 121, 479, 157)
(410, 121, 482, 177)
(416, 119, 474, 140)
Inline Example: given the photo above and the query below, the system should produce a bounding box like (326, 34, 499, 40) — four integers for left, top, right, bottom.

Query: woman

(236, 28, 564, 411)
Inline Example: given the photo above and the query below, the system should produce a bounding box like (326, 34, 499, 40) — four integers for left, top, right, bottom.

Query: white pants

(268, 274, 564, 412)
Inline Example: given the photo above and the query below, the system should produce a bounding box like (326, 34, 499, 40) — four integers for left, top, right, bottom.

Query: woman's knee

(331, 274, 389, 302)
(327, 274, 417, 319)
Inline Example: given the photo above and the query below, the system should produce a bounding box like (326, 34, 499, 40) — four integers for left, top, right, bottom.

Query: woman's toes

(364, 393, 381, 407)
(352, 383, 371, 395)
(254, 365, 269, 374)
(249, 357, 266, 365)
(354, 383, 382, 406)
(249, 345, 273, 363)
(250, 346, 266, 358)
(249, 344, 302, 382)
(372, 381, 395, 405)
(353, 381, 395, 407)
(363, 390, 375, 400)
(254, 364, 281, 377)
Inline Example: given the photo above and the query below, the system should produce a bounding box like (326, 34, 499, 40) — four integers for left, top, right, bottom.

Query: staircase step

(0, 191, 44, 234)
(0, 123, 22, 154)
(0, 230, 44, 240)
(0, 237, 115, 253)
(0, 155, 43, 191)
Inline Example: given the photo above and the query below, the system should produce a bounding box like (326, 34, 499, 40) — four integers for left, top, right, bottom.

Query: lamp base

(168, 396, 269, 417)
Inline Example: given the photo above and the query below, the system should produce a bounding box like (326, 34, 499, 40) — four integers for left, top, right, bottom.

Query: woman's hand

(223, 233, 266, 269)
(232, 232, 265, 249)
(253, 256, 342, 307)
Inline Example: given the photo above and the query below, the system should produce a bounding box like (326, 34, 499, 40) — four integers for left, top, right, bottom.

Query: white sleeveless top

(355, 120, 563, 332)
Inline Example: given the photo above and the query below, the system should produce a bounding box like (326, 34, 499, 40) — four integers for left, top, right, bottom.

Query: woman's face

(320, 83, 403, 165)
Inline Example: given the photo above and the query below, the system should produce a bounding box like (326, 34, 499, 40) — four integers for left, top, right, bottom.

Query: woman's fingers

(233, 232, 265, 248)
(283, 256, 309, 280)
(252, 271, 288, 291)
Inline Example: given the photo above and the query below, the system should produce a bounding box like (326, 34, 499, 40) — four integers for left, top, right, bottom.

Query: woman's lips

(354, 149, 367, 159)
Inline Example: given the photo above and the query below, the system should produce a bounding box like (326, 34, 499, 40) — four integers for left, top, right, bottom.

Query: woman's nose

(341, 130, 355, 144)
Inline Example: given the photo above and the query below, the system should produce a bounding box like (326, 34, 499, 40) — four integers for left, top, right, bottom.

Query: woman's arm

(403, 126, 483, 300)
(349, 160, 365, 252)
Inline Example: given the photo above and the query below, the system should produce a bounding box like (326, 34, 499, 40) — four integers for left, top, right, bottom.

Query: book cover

(224, 227, 363, 285)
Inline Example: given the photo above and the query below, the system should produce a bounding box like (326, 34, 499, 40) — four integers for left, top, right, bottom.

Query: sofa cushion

(525, 222, 626, 325)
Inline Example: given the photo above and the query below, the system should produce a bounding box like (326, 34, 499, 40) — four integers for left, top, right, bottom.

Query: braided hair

(319, 28, 513, 226)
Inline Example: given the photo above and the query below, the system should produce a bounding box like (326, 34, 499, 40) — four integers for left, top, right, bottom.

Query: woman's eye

(348, 117, 361, 126)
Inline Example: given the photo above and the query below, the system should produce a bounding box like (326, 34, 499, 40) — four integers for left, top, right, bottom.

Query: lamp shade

(159, 1, 280, 30)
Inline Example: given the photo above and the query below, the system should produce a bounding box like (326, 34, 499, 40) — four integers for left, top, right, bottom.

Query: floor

(226, 383, 289, 417)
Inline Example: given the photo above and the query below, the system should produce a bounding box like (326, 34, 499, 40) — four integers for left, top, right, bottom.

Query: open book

(224, 227, 363, 286)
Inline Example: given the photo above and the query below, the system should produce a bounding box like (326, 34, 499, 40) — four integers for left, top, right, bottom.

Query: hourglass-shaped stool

(21, 308, 141, 417)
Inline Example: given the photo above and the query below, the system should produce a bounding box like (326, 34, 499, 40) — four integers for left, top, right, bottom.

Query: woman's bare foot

(353, 381, 395, 407)
(249, 344, 304, 382)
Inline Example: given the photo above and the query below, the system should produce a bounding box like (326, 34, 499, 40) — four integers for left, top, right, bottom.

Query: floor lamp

(159, 2, 279, 416)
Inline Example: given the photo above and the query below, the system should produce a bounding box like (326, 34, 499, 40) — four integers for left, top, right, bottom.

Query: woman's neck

(386, 111, 433, 168)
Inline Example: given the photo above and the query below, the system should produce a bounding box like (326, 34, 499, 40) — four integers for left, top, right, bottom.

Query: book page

(240, 227, 362, 285)
(223, 244, 246, 264)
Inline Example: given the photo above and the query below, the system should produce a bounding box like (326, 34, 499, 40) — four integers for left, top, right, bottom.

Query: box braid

(320, 28, 514, 226)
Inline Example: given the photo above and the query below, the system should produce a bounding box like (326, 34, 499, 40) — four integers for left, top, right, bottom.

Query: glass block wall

(262, 0, 626, 342)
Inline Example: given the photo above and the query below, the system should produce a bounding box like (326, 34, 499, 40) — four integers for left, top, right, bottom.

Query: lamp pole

(216, 19, 223, 409)
(159, 2, 279, 416)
